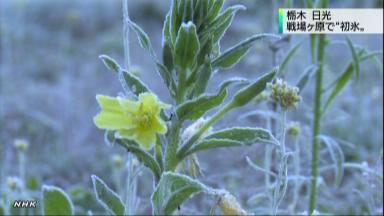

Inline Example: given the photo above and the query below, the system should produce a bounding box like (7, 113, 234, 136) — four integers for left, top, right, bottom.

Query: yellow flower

(94, 93, 170, 150)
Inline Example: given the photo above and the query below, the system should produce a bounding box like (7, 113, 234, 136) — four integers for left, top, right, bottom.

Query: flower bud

(111, 154, 124, 168)
(7, 176, 22, 191)
(287, 121, 301, 136)
(14, 139, 29, 152)
(218, 192, 247, 215)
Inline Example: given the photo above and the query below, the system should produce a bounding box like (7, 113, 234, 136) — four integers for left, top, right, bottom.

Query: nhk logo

(12, 200, 37, 208)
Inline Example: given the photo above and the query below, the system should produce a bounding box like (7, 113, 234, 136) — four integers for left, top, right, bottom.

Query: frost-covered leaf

(43, 185, 74, 216)
(115, 139, 161, 181)
(177, 78, 248, 121)
(278, 40, 303, 76)
(184, 139, 243, 156)
(296, 64, 317, 93)
(128, 19, 156, 57)
(346, 36, 360, 80)
(322, 63, 354, 113)
(206, 127, 275, 145)
(318, 135, 345, 186)
(174, 22, 200, 71)
(156, 62, 174, 94)
(119, 69, 150, 96)
(99, 55, 120, 73)
(151, 172, 208, 215)
(206, 0, 224, 23)
(213, 34, 280, 70)
(182, 127, 276, 158)
(208, 5, 245, 43)
(91, 175, 125, 216)
(229, 68, 276, 107)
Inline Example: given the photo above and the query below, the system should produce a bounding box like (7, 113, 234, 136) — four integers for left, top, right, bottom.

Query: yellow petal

(96, 95, 123, 113)
(134, 130, 156, 150)
(153, 117, 168, 134)
(94, 112, 132, 130)
(117, 97, 140, 113)
(115, 129, 135, 139)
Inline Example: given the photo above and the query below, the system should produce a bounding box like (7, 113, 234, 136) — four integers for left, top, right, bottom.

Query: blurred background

(0, 0, 383, 214)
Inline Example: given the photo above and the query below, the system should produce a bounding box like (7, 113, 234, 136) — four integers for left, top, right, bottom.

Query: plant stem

(309, 30, 326, 215)
(272, 110, 287, 215)
(122, 0, 130, 70)
(165, 117, 181, 171)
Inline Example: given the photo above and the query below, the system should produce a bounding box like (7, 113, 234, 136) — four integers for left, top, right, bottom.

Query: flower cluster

(267, 79, 301, 110)
(94, 93, 170, 150)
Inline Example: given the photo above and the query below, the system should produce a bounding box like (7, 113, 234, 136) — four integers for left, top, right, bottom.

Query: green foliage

(91, 175, 125, 216)
(213, 34, 279, 70)
(174, 22, 200, 71)
(229, 68, 276, 108)
(151, 172, 209, 215)
(278, 40, 303, 76)
(95, 1, 283, 215)
(176, 78, 248, 121)
(115, 138, 161, 181)
(43, 185, 74, 216)
(119, 69, 150, 96)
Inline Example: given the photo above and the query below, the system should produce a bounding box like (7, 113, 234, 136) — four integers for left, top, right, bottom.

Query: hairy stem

(272, 110, 287, 215)
(309, 16, 327, 215)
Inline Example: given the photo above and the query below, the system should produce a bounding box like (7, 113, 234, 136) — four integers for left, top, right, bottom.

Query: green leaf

(184, 139, 243, 156)
(229, 68, 277, 107)
(156, 62, 175, 96)
(174, 22, 200, 71)
(91, 175, 125, 216)
(99, 55, 120, 73)
(206, 0, 224, 23)
(169, 0, 179, 44)
(119, 69, 150, 96)
(151, 172, 208, 215)
(183, 127, 276, 157)
(116, 139, 161, 181)
(318, 135, 345, 186)
(212, 34, 280, 70)
(209, 5, 245, 43)
(128, 19, 156, 58)
(190, 62, 212, 97)
(346, 36, 360, 80)
(162, 13, 172, 47)
(322, 63, 353, 113)
(278, 40, 304, 76)
(296, 64, 318, 93)
(205, 127, 275, 145)
(177, 78, 248, 121)
(99, 56, 150, 97)
(43, 185, 74, 216)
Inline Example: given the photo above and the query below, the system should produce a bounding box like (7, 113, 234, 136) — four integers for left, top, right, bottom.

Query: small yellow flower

(94, 92, 170, 150)
(218, 192, 247, 215)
